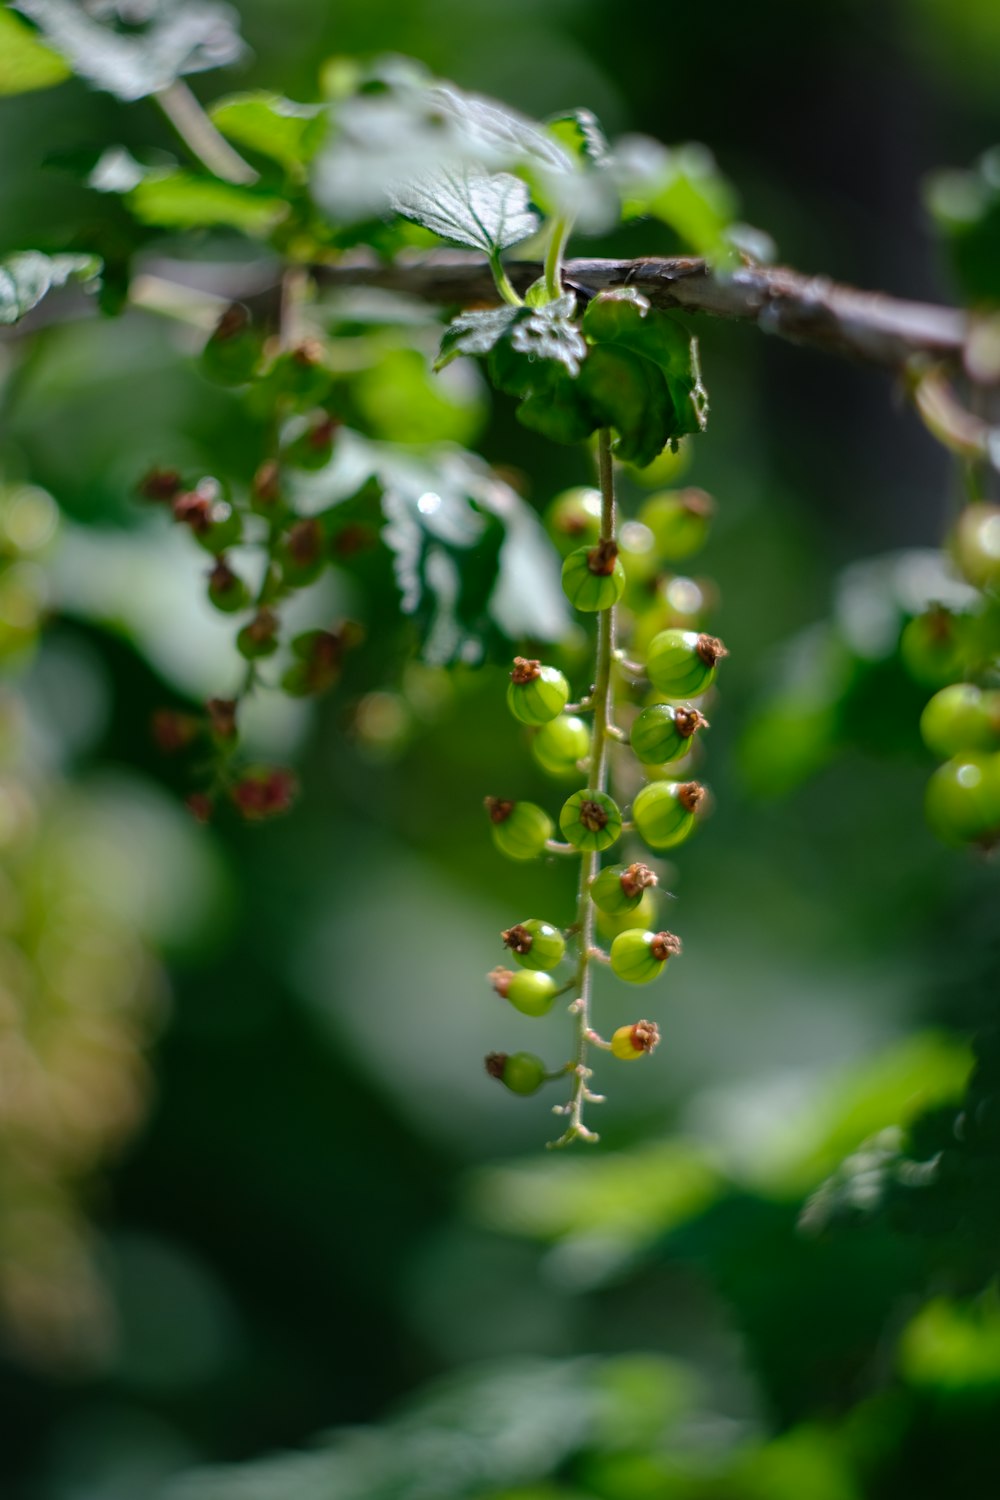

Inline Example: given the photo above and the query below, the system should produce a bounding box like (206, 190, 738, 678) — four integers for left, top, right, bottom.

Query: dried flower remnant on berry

(484, 1052, 508, 1080)
(588, 538, 619, 576)
(650, 931, 682, 961)
(696, 634, 727, 668)
(674, 707, 709, 738)
(206, 697, 238, 740)
(152, 710, 200, 754)
(231, 767, 298, 821)
(484, 796, 515, 824)
(502, 923, 533, 956)
(676, 782, 705, 813)
(138, 468, 182, 503)
(621, 862, 658, 899)
(511, 657, 542, 685)
(489, 967, 514, 997)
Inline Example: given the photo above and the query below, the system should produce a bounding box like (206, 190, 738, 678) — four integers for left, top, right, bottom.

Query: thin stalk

(489, 252, 523, 307)
(155, 80, 259, 186)
(550, 428, 617, 1148)
(544, 218, 571, 302)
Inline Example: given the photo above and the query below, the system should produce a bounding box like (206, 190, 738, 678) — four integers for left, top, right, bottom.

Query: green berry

(633, 778, 705, 849)
(544, 486, 603, 555)
(506, 657, 570, 725)
(591, 861, 658, 915)
(199, 304, 261, 387)
(486, 1051, 547, 1095)
(559, 788, 623, 852)
(237, 608, 279, 659)
(920, 684, 1000, 758)
(207, 558, 248, 614)
(485, 798, 553, 860)
(597, 888, 659, 941)
(609, 928, 682, 984)
(491, 967, 559, 1017)
(924, 753, 1000, 844)
(561, 541, 626, 612)
(639, 488, 714, 560)
(501, 919, 566, 971)
(646, 629, 727, 698)
(899, 608, 967, 689)
(630, 703, 708, 764)
(953, 503, 1000, 591)
(278, 518, 326, 588)
(531, 715, 590, 778)
(283, 413, 338, 471)
(610, 1020, 661, 1059)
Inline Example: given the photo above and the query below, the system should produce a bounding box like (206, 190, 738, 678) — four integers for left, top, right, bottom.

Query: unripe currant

(237, 608, 280, 660)
(596, 887, 659, 941)
(278, 518, 326, 587)
(559, 788, 623, 852)
(485, 797, 553, 860)
(173, 484, 242, 555)
(207, 558, 249, 613)
(630, 703, 708, 764)
(251, 460, 284, 515)
(531, 714, 590, 778)
(952, 503, 1000, 591)
(544, 486, 602, 555)
(639, 488, 714, 560)
(646, 629, 728, 698)
(562, 539, 626, 612)
(199, 304, 261, 387)
(485, 1050, 547, 1095)
(610, 1019, 661, 1060)
(591, 861, 658, 915)
(506, 657, 570, 725)
(231, 766, 298, 820)
(501, 920, 566, 972)
(924, 753, 1000, 845)
(920, 684, 1000, 758)
(609, 928, 682, 983)
(900, 607, 967, 689)
(283, 412, 339, 471)
(489, 966, 559, 1017)
(633, 778, 705, 849)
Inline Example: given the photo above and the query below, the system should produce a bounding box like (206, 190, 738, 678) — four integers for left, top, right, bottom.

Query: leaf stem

(489, 252, 523, 307)
(155, 80, 259, 186)
(544, 218, 571, 302)
(550, 427, 617, 1148)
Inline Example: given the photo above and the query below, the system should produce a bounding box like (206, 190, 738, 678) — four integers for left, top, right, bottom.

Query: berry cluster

(916, 503, 1000, 846)
(138, 301, 361, 822)
(484, 433, 727, 1145)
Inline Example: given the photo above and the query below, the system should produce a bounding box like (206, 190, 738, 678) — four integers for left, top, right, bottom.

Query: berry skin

(501, 920, 566, 972)
(531, 715, 590, 778)
(630, 703, 708, 765)
(559, 788, 622, 852)
(633, 779, 705, 849)
(506, 658, 570, 725)
(591, 861, 658, 915)
(597, 888, 659, 941)
(639, 488, 714, 560)
(953, 503, 1000, 591)
(545, 486, 602, 555)
(490, 966, 559, 1017)
(924, 753, 1000, 845)
(646, 629, 727, 698)
(485, 1051, 547, 1095)
(562, 541, 626, 612)
(920, 684, 1000, 758)
(610, 1020, 661, 1060)
(609, 928, 682, 983)
(899, 607, 967, 689)
(485, 797, 553, 860)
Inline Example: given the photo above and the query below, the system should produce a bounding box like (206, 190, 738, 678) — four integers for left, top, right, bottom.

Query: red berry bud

(231, 767, 298, 821)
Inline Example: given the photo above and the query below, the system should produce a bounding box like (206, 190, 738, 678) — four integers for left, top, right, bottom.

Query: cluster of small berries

(137, 304, 362, 822)
(483, 462, 727, 1142)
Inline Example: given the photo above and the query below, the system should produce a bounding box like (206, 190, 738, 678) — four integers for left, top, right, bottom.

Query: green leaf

(436, 306, 519, 369)
(208, 91, 326, 170)
(124, 171, 289, 234)
(546, 108, 611, 168)
(583, 289, 709, 453)
(0, 252, 101, 325)
(0, 7, 70, 94)
(925, 148, 1000, 303)
(12, 0, 245, 102)
(577, 344, 675, 467)
(615, 136, 739, 260)
(392, 166, 540, 254)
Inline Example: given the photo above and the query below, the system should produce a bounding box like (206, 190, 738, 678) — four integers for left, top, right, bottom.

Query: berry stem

(550, 427, 617, 1148)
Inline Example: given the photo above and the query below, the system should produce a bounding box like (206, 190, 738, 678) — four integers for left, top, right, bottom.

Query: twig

(155, 80, 258, 186)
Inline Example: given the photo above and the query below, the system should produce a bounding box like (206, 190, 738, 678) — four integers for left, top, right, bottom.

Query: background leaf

(0, 6, 70, 94)
(0, 250, 101, 324)
(209, 91, 326, 170)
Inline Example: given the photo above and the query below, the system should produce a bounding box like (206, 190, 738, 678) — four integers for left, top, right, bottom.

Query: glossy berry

(630, 703, 708, 764)
(610, 1020, 661, 1060)
(562, 540, 626, 612)
(920, 683, 1000, 758)
(207, 558, 248, 614)
(490, 966, 559, 1017)
(591, 861, 658, 915)
(485, 1050, 547, 1095)
(237, 608, 280, 660)
(532, 714, 590, 778)
(506, 657, 570, 725)
(172, 483, 242, 555)
(597, 888, 659, 942)
(899, 607, 967, 689)
(953, 503, 1000, 591)
(639, 488, 714, 560)
(646, 629, 727, 698)
(485, 797, 553, 860)
(501, 920, 566, 972)
(609, 928, 682, 984)
(633, 779, 704, 849)
(559, 788, 623, 852)
(545, 486, 602, 555)
(924, 753, 1000, 845)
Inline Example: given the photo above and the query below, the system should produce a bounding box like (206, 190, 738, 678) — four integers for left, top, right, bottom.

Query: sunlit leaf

(393, 166, 540, 253)
(0, 6, 70, 94)
(209, 91, 326, 170)
(125, 171, 289, 233)
(0, 251, 101, 325)
(615, 135, 739, 260)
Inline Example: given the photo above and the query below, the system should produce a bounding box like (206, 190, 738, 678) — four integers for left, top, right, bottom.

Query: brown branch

(313, 251, 970, 372)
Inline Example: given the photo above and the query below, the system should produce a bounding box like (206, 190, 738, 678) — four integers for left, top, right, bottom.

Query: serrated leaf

(392, 166, 540, 254)
(0, 7, 70, 94)
(125, 171, 289, 233)
(0, 252, 101, 325)
(13, 0, 245, 102)
(439, 297, 586, 383)
(435, 306, 519, 369)
(209, 91, 326, 170)
(583, 289, 709, 448)
(547, 108, 611, 168)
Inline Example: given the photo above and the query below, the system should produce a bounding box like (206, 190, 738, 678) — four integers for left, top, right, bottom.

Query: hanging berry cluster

(484, 430, 728, 1145)
(138, 297, 361, 822)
